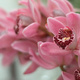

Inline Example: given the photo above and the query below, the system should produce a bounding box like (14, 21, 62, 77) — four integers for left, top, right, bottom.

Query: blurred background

(0, 0, 79, 80)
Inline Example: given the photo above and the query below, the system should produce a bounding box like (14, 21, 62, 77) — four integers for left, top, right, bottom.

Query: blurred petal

(1, 48, 17, 66)
(18, 53, 30, 65)
(64, 0, 74, 12)
(30, 49, 57, 69)
(12, 40, 37, 53)
(0, 34, 16, 48)
(24, 62, 38, 74)
(19, 0, 28, 6)
(62, 72, 75, 80)
(53, 0, 72, 14)
(28, 0, 41, 23)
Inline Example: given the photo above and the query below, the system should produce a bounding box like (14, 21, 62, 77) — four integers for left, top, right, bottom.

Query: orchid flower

(28, 12, 80, 70)
(0, 8, 39, 74)
(21, 0, 53, 42)
(37, 0, 74, 17)
(45, 12, 80, 55)
(16, 0, 41, 37)
(58, 58, 78, 80)
(11, 39, 39, 74)
(0, 9, 17, 66)
(59, 55, 80, 80)
(22, 0, 74, 42)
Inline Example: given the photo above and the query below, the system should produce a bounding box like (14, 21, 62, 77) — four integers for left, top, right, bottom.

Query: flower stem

(39, 26, 54, 37)
(75, 55, 78, 62)
(60, 65, 66, 71)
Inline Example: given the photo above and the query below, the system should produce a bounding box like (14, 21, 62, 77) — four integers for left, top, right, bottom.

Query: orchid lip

(74, 68, 80, 80)
(54, 27, 74, 49)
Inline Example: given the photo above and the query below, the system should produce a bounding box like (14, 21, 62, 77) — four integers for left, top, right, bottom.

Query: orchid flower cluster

(0, 0, 80, 80)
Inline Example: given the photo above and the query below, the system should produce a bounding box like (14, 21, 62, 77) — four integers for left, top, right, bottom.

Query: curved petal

(23, 22, 40, 38)
(0, 34, 16, 48)
(17, 8, 32, 17)
(57, 76, 63, 80)
(40, 42, 72, 56)
(53, 0, 72, 14)
(62, 72, 75, 80)
(55, 17, 67, 25)
(38, 42, 73, 66)
(0, 48, 17, 66)
(28, 0, 41, 23)
(24, 62, 38, 74)
(67, 12, 80, 37)
(65, 0, 74, 12)
(18, 53, 30, 65)
(38, 42, 63, 66)
(48, 0, 60, 13)
(47, 17, 65, 35)
(74, 50, 80, 55)
(12, 40, 37, 53)
(0, 8, 7, 18)
(29, 49, 57, 69)
(19, 0, 28, 6)
(63, 53, 74, 65)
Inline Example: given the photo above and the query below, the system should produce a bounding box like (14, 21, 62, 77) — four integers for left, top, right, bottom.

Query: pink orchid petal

(28, 0, 41, 23)
(40, 42, 72, 56)
(23, 22, 40, 38)
(54, 0, 72, 14)
(24, 62, 38, 74)
(38, 1, 49, 17)
(57, 76, 63, 80)
(38, 42, 73, 66)
(38, 42, 65, 66)
(74, 50, 80, 55)
(48, 0, 61, 13)
(67, 12, 80, 37)
(29, 49, 57, 69)
(0, 34, 16, 48)
(63, 53, 74, 65)
(55, 16, 67, 25)
(0, 8, 7, 18)
(66, 58, 79, 74)
(12, 40, 37, 53)
(62, 72, 75, 80)
(18, 53, 30, 65)
(17, 8, 32, 17)
(1, 48, 17, 66)
(0, 26, 5, 32)
(64, 0, 74, 12)
(38, 42, 60, 65)
(47, 17, 65, 35)
(19, 0, 28, 6)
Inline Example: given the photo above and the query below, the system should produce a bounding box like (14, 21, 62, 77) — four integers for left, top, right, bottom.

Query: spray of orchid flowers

(0, 0, 80, 80)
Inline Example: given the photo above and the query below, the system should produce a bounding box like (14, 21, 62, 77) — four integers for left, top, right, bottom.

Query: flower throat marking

(54, 28, 74, 49)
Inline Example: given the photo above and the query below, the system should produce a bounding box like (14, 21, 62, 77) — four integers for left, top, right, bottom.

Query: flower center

(74, 68, 80, 80)
(54, 28, 74, 49)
